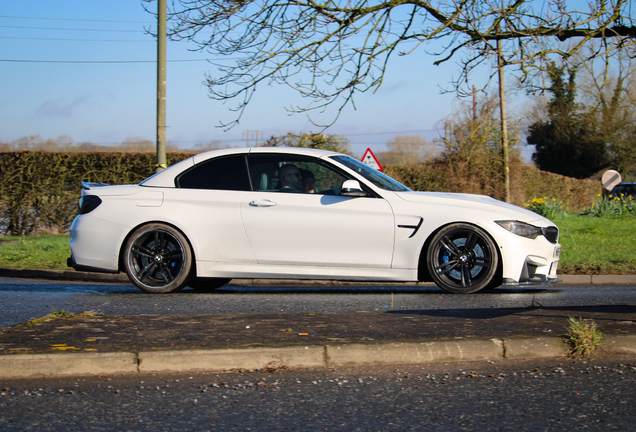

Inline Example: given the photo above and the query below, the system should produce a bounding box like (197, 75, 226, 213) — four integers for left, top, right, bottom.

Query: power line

(0, 36, 152, 43)
(0, 15, 152, 24)
(0, 59, 208, 64)
(0, 24, 144, 33)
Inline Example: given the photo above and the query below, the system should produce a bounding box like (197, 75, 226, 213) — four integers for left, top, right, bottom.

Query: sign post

(361, 148, 383, 171)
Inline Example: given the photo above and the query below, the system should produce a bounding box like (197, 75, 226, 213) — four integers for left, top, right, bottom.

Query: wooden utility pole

(497, 39, 511, 203)
(156, 0, 167, 172)
(243, 130, 263, 147)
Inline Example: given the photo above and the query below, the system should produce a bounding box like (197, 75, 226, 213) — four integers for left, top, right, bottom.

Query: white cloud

(35, 95, 91, 118)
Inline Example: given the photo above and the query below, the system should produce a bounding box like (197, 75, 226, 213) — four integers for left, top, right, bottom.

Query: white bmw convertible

(68, 147, 560, 294)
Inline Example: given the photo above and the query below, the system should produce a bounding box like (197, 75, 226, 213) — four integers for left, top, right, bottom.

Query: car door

(240, 155, 395, 268)
(172, 154, 256, 264)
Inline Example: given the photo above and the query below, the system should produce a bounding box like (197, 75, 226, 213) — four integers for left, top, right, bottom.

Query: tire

(426, 223, 499, 294)
(123, 223, 193, 293)
(188, 277, 232, 292)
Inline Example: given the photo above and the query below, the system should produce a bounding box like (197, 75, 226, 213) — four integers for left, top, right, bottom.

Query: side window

(247, 154, 350, 194)
(176, 155, 251, 191)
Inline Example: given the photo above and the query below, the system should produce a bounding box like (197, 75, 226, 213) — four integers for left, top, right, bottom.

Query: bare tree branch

(159, 0, 636, 128)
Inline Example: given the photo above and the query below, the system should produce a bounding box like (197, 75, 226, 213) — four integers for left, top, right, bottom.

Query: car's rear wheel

(187, 277, 232, 292)
(426, 223, 498, 294)
(123, 223, 193, 293)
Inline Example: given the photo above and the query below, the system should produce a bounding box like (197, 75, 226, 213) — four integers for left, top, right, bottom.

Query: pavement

(1, 267, 635, 380)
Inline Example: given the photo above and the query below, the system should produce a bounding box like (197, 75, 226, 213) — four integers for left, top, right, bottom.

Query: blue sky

(1, 1, 503, 157)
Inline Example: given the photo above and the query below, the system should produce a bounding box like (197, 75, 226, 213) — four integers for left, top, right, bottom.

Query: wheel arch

(117, 220, 197, 274)
(416, 221, 503, 286)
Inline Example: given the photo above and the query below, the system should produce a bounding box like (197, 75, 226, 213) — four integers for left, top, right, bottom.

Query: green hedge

(0, 151, 193, 236)
(0, 151, 601, 236)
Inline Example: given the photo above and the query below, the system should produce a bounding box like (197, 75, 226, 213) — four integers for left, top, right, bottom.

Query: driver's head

(278, 164, 302, 190)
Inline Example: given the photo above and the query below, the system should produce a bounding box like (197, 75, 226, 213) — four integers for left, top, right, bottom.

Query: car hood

(394, 191, 551, 224)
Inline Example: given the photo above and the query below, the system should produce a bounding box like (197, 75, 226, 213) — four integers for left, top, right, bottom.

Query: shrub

(525, 197, 566, 220)
(385, 160, 600, 211)
(565, 317, 603, 357)
(581, 193, 636, 217)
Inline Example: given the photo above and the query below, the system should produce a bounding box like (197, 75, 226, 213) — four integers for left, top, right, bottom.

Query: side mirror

(341, 180, 368, 197)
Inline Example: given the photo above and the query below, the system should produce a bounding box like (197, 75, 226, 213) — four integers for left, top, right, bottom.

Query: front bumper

(502, 275, 561, 286)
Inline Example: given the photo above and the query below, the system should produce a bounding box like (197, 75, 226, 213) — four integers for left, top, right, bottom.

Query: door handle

(249, 199, 277, 207)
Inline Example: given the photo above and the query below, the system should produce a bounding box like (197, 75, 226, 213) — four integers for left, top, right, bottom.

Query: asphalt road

(2, 278, 635, 430)
(2, 356, 635, 431)
(1, 278, 635, 328)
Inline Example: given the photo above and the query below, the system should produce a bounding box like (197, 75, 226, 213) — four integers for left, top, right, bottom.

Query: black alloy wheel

(123, 223, 193, 293)
(426, 223, 499, 294)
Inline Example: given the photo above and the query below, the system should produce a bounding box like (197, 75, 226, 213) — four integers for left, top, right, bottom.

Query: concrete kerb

(325, 339, 505, 367)
(2, 335, 635, 379)
(502, 336, 570, 359)
(137, 345, 326, 374)
(601, 334, 636, 355)
(0, 352, 138, 379)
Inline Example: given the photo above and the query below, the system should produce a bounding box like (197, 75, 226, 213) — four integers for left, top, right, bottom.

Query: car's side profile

(68, 147, 560, 294)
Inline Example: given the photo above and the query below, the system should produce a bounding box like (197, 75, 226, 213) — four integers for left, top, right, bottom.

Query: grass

(0, 235, 71, 270)
(20, 309, 104, 327)
(556, 214, 636, 275)
(0, 214, 635, 274)
(565, 317, 603, 357)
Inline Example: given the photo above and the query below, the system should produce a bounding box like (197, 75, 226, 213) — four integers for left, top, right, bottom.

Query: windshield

(330, 155, 411, 192)
(612, 184, 636, 196)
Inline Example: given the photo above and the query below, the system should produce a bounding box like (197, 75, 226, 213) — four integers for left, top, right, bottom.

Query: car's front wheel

(123, 223, 193, 293)
(426, 223, 499, 294)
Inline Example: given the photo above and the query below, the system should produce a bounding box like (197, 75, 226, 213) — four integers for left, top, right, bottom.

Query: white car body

(69, 147, 560, 293)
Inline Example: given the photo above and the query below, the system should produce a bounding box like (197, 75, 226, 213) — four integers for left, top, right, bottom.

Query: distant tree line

(527, 60, 636, 180)
(0, 136, 229, 153)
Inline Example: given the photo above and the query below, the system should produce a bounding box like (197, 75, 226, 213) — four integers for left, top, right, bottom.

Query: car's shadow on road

(387, 304, 636, 323)
(0, 278, 561, 295)
(212, 286, 560, 295)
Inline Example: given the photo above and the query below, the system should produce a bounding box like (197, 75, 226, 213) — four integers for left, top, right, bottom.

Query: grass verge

(0, 235, 71, 270)
(556, 214, 636, 275)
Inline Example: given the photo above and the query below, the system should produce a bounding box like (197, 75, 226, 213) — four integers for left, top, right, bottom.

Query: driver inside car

(277, 164, 303, 193)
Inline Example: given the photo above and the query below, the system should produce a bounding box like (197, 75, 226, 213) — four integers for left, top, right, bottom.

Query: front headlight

(496, 220, 542, 239)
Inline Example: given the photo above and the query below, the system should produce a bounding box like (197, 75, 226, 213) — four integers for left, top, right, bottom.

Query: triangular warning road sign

(361, 148, 383, 171)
